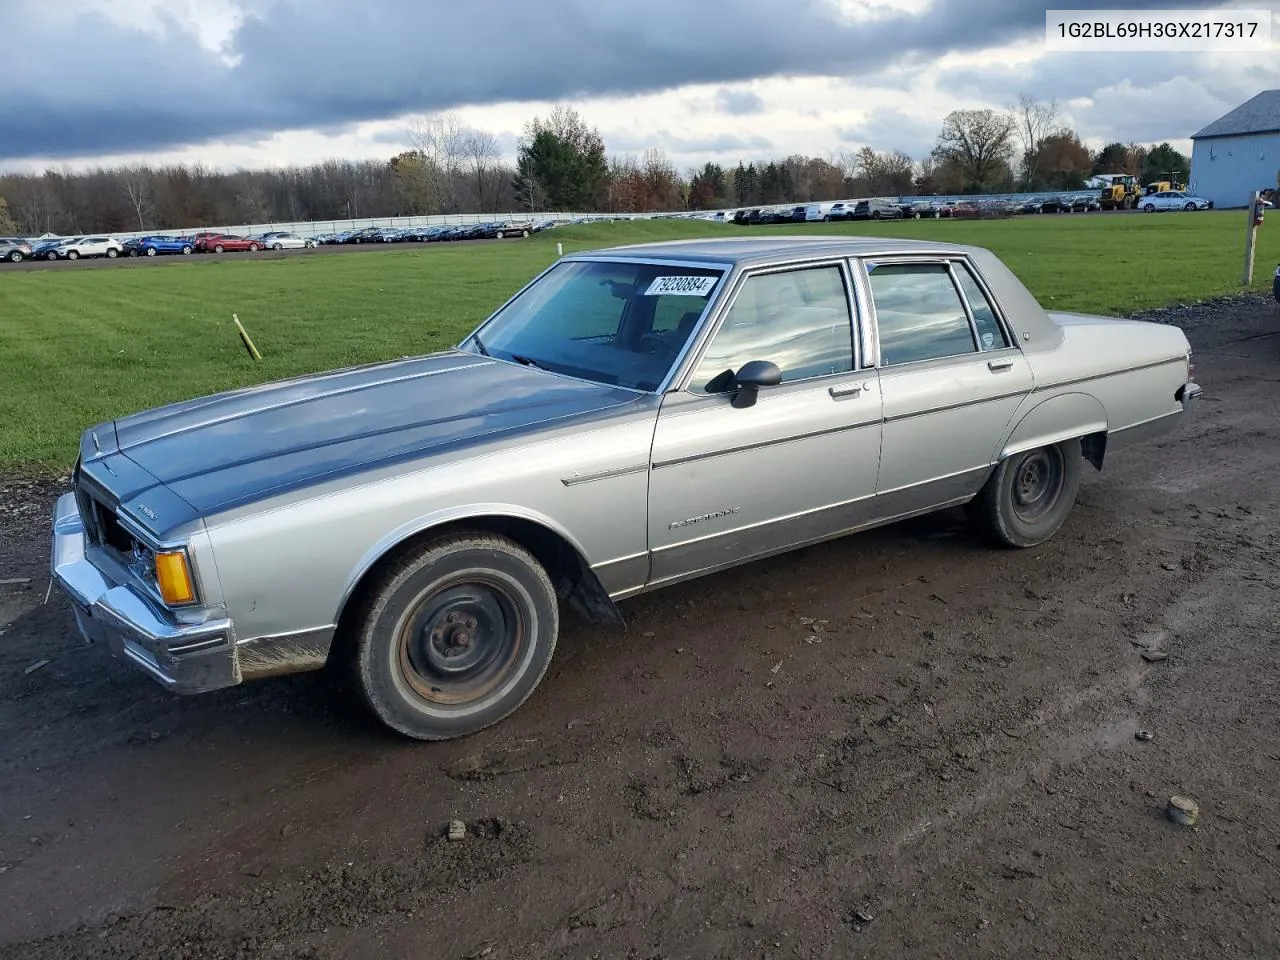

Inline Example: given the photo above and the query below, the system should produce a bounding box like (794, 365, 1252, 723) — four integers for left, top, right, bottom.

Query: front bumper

(50, 492, 240, 694)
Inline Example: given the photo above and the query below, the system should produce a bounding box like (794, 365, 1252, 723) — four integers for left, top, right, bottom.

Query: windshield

(470, 259, 726, 391)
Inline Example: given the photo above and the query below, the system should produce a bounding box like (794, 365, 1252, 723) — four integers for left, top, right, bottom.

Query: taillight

(1187, 353, 1196, 381)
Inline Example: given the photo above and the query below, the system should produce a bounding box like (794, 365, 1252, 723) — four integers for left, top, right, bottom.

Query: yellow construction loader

(1098, 174, 1141, 210)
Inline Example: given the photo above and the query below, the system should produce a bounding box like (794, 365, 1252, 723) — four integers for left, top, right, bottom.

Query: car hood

(112, 351, 643, 515)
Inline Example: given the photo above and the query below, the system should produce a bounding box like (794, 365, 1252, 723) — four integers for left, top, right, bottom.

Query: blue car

(127, 235, 195, 257)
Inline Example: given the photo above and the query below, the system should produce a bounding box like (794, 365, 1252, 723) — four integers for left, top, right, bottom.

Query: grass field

(2, 211, 1277, 472)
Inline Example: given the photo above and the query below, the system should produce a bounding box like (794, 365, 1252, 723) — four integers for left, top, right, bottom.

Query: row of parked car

(730, 193, 1117, 225)
(0, 220, 559, 263)
(314, 220, 558, 244)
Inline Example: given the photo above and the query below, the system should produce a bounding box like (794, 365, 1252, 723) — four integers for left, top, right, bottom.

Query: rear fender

(998, 393, 1108, 469)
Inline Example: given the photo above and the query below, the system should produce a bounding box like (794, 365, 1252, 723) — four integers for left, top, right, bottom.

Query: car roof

(574, 235, 982, 267)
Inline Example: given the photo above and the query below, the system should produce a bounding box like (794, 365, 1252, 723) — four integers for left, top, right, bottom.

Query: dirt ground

(1, 295, 1278, 960)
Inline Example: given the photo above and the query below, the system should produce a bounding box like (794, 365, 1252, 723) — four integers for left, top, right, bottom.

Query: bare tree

(1011, 94, 1061, 188)
(119, 164, 153, 231)
(409, 112, 471, 213)
(463, 129, 501, 212)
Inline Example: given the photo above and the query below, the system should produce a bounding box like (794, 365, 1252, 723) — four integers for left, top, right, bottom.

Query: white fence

(41, 210, 655, 244)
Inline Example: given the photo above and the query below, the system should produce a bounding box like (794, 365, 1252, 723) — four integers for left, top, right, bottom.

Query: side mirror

(731, 360, 782, 409)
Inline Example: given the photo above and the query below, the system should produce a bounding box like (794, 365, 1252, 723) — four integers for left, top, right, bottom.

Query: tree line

(0, 98, 1191, 236)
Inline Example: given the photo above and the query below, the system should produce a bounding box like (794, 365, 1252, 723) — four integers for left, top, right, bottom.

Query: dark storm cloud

(715, 89, 766, 115)
(0, 0, 1236, 159)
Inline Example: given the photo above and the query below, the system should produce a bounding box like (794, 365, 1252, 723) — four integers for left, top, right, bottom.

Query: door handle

(987, 358, 1015, 372)
(829, 383, 862, 399)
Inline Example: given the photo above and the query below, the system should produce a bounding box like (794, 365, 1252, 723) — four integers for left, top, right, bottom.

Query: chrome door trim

(651, 417, 880, 470)
(560, 463, 650, 486)
(880, 388, 1029, 424)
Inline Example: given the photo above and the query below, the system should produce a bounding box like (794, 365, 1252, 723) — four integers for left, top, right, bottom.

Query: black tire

(46, 252, 58, 261)
(7, 251, 21, 263)
(1143, 203, 1155, 213)
(181, 246, 192, 255)
(521, 229, 530, 238)
(145, 247, 157, 257)
(249, 243, 259, 252)
(968, 439, 1082, 548)
(351, 533, 559, 741)
(273, 242, 283, 250)
(1184, 202, 1195, 211)
(128, 249, 140, 257)
(67, 250, 79, 260)
(107, 248, 118, 258)
(214, 244, 224, 253)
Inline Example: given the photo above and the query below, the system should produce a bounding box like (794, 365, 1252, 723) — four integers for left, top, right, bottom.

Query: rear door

(858, 256, 1035, 517)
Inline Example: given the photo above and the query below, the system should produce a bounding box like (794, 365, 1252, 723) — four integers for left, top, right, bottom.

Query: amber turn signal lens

(155, 551, 195, 605)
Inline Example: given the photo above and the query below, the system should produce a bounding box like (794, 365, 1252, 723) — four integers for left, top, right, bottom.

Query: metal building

(1189, 89, 1280, 209)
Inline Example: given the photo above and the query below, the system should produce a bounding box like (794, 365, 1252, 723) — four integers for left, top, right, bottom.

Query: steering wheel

(639, 332, 679, 358)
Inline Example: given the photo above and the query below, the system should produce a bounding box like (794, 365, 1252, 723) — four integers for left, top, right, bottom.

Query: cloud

(607, 130, 773, 155)
(937, 46, 1279, 145)
(838, 107, 940, 157)
(0, 0, 1231, 160)
(715, 88, 766, 115)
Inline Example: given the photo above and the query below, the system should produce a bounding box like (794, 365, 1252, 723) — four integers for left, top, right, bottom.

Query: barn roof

(1192, 89, 1280, 139)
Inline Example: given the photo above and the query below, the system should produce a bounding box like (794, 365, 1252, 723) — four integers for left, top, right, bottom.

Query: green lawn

(1, 211, 1276, 473)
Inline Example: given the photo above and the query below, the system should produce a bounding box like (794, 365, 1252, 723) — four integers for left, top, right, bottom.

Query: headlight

(154, 550, 196, 605)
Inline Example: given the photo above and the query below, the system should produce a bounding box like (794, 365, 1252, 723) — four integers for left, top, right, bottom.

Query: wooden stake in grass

(233, 313, 263, 361)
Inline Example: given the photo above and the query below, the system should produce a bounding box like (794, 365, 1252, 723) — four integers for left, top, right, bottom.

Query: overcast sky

(2, 0, 1277, 174)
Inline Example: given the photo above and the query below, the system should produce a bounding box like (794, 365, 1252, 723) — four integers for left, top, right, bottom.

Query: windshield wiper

(510, 354, 546, 370)
(470, 333, 490, 357)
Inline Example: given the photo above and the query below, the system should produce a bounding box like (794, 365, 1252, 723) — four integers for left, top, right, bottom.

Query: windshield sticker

(643, 275, 717, 297)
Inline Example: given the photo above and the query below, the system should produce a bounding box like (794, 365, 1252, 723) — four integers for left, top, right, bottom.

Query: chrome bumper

(1179, 380, 1203, 411)
(50, 492, 240, 695)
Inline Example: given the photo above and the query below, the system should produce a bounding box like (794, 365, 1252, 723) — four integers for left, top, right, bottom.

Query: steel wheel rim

(1012, 448, 1065, 522)
(396, 576, 525, 707)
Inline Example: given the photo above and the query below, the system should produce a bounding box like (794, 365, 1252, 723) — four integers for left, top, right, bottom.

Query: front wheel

(1184, 202, 1196, 211)
(181, 246, 192, 255)
(351, 533, 559, 740)
(1143, 203, 1156, 213)
(968, 439, 1082, 548)
(7, 251, 21, 263)
(272, 243, 283, 250)
(67, 250, 79, 260)
(248, 243, 259, 252)
(106, 249, 118, 258)
(145, 247, 157, 257)
(213, 244, 224, 253)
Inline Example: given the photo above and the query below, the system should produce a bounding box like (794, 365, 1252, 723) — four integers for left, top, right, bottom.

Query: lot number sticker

(644, 275, 717, 297)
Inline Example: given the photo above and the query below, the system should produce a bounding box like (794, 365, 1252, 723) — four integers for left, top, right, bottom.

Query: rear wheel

(214, 244, 225, 253)
(7, 251, 21, 263)
(272, 242, 283, 250)
(181, 246, 192, 255)
(67, 250, 79, 260)
(351, 533, 559, 740)
(106, 248, 118, 258)
(968, 439, 1082, 548)
(1143, 203, 1156, 213)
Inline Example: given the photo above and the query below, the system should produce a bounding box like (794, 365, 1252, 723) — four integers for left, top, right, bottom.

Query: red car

(201, 234, 262, 253)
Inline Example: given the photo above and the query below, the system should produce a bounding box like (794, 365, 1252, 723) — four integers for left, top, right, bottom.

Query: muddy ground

(1, 295, 1278, 960)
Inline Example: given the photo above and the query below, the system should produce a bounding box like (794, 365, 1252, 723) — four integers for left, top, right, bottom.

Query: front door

(647, 262, 883, 585)
(862, 258, 1035, 517)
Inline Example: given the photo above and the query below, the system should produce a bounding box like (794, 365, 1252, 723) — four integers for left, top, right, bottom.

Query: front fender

(332, 502, 602, 625)
(997, 392, 1108, 462)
